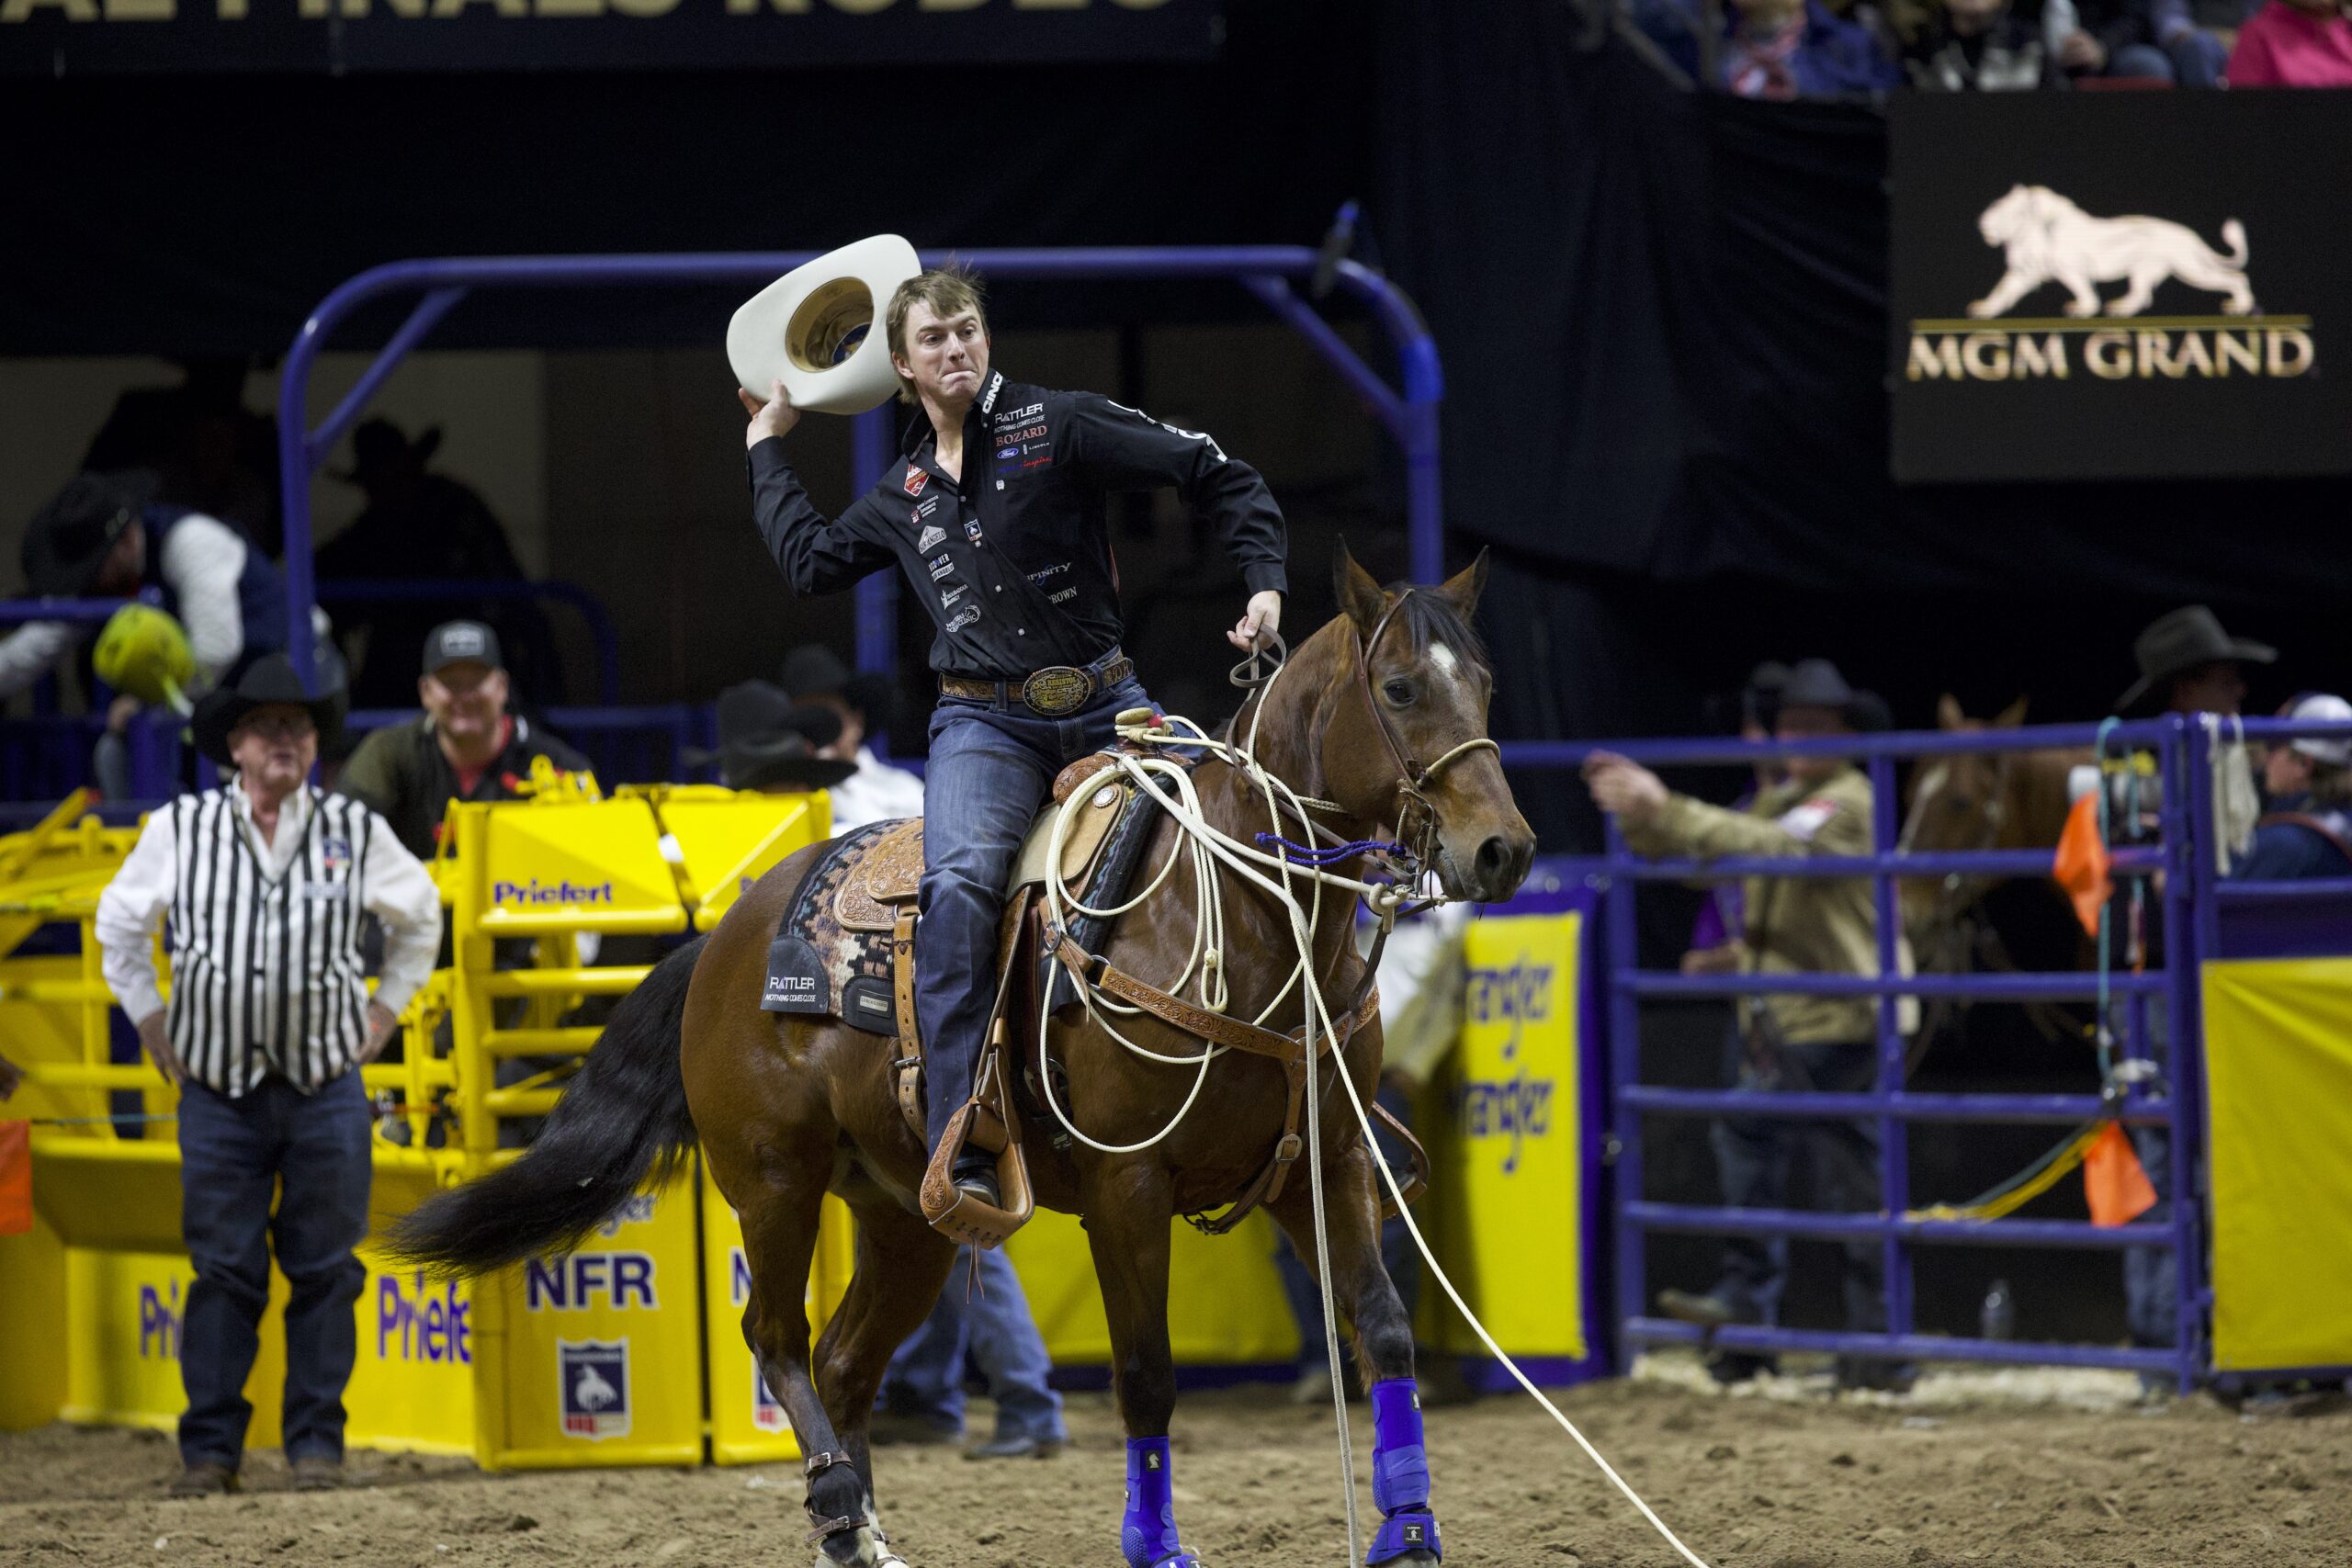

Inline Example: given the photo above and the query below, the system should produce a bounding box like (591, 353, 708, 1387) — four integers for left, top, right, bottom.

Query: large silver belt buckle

(1021, 666, 1091, 716)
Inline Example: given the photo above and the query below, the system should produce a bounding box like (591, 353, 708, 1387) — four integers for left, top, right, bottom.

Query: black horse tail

(384, 933, 707, 1277)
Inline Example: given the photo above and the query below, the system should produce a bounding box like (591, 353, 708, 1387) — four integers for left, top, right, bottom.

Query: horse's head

(1311, 543, 1534, 904)
(1898, 694, 2025, 946)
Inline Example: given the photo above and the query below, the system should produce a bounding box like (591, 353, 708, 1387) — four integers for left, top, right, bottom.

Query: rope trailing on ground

(1033, 648, 1714, 1568)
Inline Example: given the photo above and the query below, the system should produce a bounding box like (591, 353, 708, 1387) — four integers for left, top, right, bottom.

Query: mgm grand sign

(1889, 96, 2352, 483)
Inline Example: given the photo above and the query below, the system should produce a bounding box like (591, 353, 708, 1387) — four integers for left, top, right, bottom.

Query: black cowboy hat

(1777, 658, 1888, 731)
(22, 470, 156, 598)
(778, 644, 893, 724)
(190, 654, 346, 768)
(2115, 605, 2276, 715)
(1741, 660, 1792, 730)
(334, 418, 444, 485)
(689, 681, 859, 792)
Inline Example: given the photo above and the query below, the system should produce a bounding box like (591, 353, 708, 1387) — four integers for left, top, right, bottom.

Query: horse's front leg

(1081, 1160, 1204, 1568)
(1270, 1138, 1442, 1567)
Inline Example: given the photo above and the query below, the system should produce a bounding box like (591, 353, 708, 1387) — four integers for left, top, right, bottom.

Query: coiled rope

(1032, 643, 1713, 1568)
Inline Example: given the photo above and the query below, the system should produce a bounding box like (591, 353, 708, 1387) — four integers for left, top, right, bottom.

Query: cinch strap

(1367, 1378, 1441, 1563)
(1122, 1437, 1199, 1568)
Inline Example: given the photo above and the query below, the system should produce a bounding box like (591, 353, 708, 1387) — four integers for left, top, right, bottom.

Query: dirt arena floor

(6, 1355, 2348, 1568)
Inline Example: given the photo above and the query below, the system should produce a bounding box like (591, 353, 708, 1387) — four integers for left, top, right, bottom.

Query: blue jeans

(175, 1071, 373, 1469)
(1275, 1081, 1421, 1368)
(917, 671, 1149, 1156)
(1707, 1026, 1886, 1334)
(878, 1247, 1068, 1443)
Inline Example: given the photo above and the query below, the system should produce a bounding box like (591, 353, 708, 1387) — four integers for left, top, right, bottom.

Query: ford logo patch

(997, 446, 1019, 459)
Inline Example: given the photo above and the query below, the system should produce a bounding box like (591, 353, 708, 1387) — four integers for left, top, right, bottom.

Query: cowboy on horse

(737, 264, 1288, 1223)
(393, 265, 1538, 1568)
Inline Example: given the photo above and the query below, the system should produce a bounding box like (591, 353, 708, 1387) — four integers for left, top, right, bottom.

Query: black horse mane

(1384, 581, 1490, 675)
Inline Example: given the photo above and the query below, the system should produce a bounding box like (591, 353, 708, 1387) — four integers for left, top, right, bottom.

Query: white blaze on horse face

(1429, 642, 1462, 686)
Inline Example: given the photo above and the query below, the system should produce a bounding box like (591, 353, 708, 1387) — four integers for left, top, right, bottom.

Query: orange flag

(2052, 790, 2111, 938)
(2084, 1121, 2158, 1227)
(0, 1121, 29, 1237)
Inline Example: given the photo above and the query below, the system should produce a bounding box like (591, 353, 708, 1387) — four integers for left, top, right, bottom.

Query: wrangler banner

(0, 0, 1216, 75)
(1890, 93, 2352, 484)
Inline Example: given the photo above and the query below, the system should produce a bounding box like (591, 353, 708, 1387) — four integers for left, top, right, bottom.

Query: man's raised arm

(740, 379, 896, 597)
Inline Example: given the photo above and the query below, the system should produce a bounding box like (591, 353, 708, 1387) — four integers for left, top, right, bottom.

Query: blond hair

(885, 265, 989, 405)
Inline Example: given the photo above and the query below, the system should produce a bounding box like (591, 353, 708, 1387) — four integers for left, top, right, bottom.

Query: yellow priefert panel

(1432, 911, 1585, 1362)
(653, 788, 830, 931)
(487, 1171, 703, 1469)
(469, 798, 685, 935)
(2203, 956, 2352, 1372)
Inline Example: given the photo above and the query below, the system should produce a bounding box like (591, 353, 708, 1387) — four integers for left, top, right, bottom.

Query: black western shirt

(747, 370, 1288, 680)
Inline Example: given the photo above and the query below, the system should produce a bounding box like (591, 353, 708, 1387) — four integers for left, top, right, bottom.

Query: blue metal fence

(1501, 712, 2352, 1390)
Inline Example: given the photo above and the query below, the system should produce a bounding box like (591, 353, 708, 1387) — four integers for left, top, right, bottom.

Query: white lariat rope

(1035, 647, 1713, 1568)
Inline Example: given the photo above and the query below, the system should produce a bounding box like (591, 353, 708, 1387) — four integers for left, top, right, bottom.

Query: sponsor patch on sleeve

(1777, 797, 1843, 842)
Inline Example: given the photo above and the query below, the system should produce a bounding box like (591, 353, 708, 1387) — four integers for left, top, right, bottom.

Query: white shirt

(96, 779, 442, 1036)
(156, 513, 251, 684)
(0, 620, 72, 701)
(825, 745, 928, 833)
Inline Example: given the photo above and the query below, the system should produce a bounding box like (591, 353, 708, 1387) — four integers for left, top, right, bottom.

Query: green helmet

(94, 603, 196, 711)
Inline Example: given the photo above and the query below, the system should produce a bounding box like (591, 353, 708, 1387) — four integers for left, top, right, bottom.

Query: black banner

(0, 0, 1216, 74)
(1891, 92, 2352, 484)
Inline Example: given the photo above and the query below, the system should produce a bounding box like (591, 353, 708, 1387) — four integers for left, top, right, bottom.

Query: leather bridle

(1347, 588, 1502, 874)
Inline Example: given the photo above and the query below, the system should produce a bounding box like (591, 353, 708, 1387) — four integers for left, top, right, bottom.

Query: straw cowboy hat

(2115, 605, 2275, 716)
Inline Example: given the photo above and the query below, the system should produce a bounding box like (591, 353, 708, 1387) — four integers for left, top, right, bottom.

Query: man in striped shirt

(96, 654, 442, 1496)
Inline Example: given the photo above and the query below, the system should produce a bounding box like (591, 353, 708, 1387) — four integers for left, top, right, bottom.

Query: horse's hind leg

(805, 1184, 957, 1562)
(1081, 1163, 1204, 1568)
(733, 1165, 884, 1568)
(1270, 1140, 1442, 1566)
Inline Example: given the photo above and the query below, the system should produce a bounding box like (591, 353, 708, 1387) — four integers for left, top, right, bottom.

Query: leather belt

(940, 649, 1134, 718)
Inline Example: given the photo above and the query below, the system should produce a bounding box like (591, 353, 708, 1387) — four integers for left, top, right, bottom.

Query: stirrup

(920, 1092, 1032, 1248)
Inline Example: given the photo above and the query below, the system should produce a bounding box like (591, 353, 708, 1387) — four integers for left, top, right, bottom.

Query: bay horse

(1899, 694, 2091, 1049)
(390, 545, 1534, 1568)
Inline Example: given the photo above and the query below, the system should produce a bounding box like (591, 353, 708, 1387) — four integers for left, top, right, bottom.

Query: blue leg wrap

(1121, 1437, 1199, 1567)
(1367, 1378, 1441, 1562)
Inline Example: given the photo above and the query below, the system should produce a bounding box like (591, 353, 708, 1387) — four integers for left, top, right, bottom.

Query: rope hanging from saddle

(1030, 592, 1493, 1221)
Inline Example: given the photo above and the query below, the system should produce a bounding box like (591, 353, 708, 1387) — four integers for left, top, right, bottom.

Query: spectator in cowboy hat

(6, 468, 302, 705)
(2115, 604, 2275, 717)
(777, 644, 924, 830)
(698, 680, 859, 795)
(338, 620, 591, 862)
(2238, 693, 2352, 879)
(96, 652, 439, 1495)
(1584, 656, 1917, 1393)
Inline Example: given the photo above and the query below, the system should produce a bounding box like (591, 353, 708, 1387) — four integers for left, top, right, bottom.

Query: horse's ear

(1937, 694, 1966, 731)
(1433, 547, 1490, 619)
(1331, 538, 1390, 637)
(1994, 694, 2029, 729)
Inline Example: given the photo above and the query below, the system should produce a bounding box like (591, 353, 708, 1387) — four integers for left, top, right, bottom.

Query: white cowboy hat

(727, 235, 922, 416)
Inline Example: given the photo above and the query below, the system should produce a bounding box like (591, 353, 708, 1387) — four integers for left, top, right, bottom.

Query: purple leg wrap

(1122, 1437, 1197, 1568)
(1368, 1378, 1441, 1562)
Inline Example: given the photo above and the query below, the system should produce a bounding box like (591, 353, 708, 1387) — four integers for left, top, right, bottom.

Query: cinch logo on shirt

(491, 878, 615, 906)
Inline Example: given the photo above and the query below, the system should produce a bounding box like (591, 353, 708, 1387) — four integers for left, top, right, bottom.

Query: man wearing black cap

(339, 621, 589, 861)
(1584, 659, 1917, 1392)
(95, 655, 442, 1495)
(6, 469, 294, 699)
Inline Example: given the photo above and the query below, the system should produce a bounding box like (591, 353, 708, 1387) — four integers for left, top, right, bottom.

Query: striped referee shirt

(96, 780, 442, 1096)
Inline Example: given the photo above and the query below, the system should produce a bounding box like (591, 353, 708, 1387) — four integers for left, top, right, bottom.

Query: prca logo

(559, 1339, 630, 1439)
